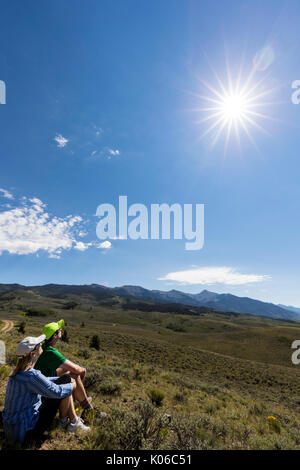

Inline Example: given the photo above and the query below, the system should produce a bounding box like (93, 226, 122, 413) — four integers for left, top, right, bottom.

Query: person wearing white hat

(2, 335, 90, 446)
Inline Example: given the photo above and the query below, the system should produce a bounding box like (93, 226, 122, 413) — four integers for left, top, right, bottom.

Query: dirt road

(0, 320, 14, 334)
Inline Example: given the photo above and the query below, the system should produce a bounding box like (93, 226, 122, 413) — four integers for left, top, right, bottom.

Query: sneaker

(67, 417, 91, 434)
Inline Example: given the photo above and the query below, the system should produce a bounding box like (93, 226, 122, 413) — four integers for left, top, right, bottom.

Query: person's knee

(75, 374, 83, 385)
(71, 377, 77, 389)
(55, 374, 72, 385)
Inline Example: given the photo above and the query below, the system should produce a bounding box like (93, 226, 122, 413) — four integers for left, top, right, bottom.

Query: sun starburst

(193, 60, 279, 153)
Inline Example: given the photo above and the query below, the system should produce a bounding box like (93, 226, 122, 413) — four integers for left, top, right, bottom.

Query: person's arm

(59, 359, 86, 379)
(27, 370, 74, 399)
(47, 376, 59, 382)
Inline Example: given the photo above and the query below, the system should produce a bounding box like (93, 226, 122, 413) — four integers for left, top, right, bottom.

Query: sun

(193, 62, 278, 152)
(221, 93, 248, 120)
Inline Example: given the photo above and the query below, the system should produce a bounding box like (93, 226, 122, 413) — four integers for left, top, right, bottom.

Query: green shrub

(78, 349, 91, 359)
(84, 367, 122, 391)
(0, 365, 10, 379)
(205, 399, 221, 414)
(99, 379, 122, 396)
(169, 415, 215, 450)
(267, 416, 281, 434)
(85, 401, 167, 450)
(248, 434, 295, 450)
(5, 353, 16, 366)
(84, 371, 103, 389)
(62, 329, 69, 343)
(173, 392, 186, 403)
(113, 367, 130, 380)
(90, 335, 100, 350)
(18, 321, 26, 334)
(166, 322, 186, 333)
(248, 403, 265, 416)
(133, 368, 142, 380)
(24, 307, 55, 317)
(62, 301, 78, 310)
(147, 389, 165, 407)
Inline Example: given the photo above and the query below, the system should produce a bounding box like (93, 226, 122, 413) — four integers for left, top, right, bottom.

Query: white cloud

(108, 149, 120, 156)
(97, 241, 112, 250)
(0, 188, 14, 200)
(54, 134, 69, 148)
(29, 197, 43, 206)
(94, 126, 103, 137)
(0, 197, 86, 258)
(74, 241, 91, 252)
(158, 266, 270, 286)
(78, 230, 88, 238)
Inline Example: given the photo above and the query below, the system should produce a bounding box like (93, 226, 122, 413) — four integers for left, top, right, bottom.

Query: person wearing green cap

(35, 319, 94, 417)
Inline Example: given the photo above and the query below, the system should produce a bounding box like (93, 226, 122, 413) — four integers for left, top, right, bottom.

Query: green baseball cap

(42, 319, 64, 340)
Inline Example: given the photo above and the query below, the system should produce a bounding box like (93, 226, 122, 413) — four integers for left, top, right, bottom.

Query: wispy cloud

(78, 230, 88, 238)
(0, 193, 89, 258)
(0, 188, 14, 200)
(97, 241, 112, 249)
(87, 147, 122, 162)
(108, 149, 120, 156)
(52, 124, 122, 163)
(94, 126, 103, 137)
(54, 134, 69, 148)
(74, 241, 91, 251)
(158, 266, 271, 286)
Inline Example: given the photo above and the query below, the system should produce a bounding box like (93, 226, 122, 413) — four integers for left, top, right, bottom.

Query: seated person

(2, 335, 90, 446)
(35, 320, 93, 416)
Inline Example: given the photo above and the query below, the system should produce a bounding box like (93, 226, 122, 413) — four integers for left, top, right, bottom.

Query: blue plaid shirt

(2, 368, 73, 444)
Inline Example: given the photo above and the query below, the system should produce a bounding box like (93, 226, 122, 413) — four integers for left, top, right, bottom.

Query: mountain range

(111, 285, 300, 321)
(0, 283, 299, 322)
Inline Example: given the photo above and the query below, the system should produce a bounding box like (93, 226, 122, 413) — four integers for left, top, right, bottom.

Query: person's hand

(80, 367, 86, 380)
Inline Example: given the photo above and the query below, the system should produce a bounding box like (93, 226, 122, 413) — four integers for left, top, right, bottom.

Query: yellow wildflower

(267, 415, 278, 421)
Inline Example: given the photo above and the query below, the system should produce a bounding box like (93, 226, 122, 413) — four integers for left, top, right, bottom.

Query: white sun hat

(16, 335, 46, 357)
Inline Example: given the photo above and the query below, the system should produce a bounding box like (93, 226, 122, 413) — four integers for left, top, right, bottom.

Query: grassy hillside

(1, 289, 300, 450)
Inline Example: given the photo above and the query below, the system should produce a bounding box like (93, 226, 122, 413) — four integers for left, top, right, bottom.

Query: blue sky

(1, 0, 300, 305)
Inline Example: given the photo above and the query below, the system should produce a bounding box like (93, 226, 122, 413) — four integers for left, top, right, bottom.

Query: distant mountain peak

(112, 285, 299, 322)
